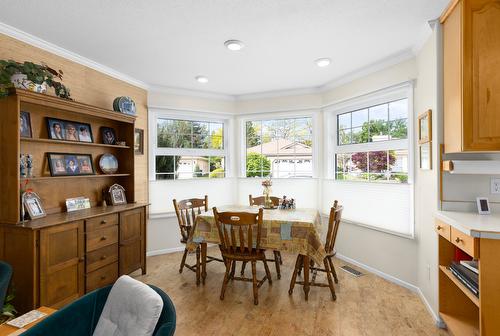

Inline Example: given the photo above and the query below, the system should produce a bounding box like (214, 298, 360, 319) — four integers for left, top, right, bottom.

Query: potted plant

(0, 60, 71, 99)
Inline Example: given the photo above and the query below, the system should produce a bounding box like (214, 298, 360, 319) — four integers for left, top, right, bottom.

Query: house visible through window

(155, 118, 226, 180)
(246, 117, 313, 178)
(335, 99, 408, 183)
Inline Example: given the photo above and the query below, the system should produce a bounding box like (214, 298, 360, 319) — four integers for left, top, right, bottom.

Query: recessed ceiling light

(195, 75, 208, 83)
(315, 58, 331, 67)
(224, 40, 245, 51)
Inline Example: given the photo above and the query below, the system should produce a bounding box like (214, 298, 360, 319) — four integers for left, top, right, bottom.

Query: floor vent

(340, 265, 363, 277)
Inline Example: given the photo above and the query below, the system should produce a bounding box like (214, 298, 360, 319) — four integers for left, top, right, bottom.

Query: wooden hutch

(0, 89, 148, 313)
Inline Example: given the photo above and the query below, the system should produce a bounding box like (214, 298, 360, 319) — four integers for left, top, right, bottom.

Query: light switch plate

(491, 178, 500, 194)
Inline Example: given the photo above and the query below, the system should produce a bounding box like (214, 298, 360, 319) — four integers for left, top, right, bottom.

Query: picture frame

(47, 152, 95, 176)
(419, 142, 432, 170)
(46, 117, 94, 143)
(476, 197, 490, 215)
(108, 183, 127, 205)
(101, 127, 117, 145)
(66, 197, 91, 212)
(22, 191, 46, 219)
(134, 128, 144, 155)
(20, 111, 32, 138)
(418, 109, 432, 144)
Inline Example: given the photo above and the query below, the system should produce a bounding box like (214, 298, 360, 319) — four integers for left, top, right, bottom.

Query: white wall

(413, 25, 441, 318)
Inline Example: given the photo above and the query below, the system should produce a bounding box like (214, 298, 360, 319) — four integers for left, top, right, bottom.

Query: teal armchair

(22, 284, 176, 336)
(0, 261, 12, 308)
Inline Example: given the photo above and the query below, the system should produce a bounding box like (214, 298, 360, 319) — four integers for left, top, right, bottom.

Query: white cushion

(92, 275, 163, 336)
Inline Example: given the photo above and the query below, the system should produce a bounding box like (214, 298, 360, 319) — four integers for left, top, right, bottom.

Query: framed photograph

(419, 143, 432, 170)
(101, 127, 117, 145)
(47, 152, 95, 176)
(99, 153, 118, 174)
(23, 191, 46, 219)
(46, 118, 94, 143)
(20, 111, 32, 138)
(135, 128, 144, 155)
(476, 197, 490, 215)
(109, 183, 127, 205)
(66, 197, 91, 212)
(418, 109, 432, 144)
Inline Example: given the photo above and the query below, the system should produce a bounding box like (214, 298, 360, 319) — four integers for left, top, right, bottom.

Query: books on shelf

(450, 261, 479, 297)
(460, 259, 479, 274)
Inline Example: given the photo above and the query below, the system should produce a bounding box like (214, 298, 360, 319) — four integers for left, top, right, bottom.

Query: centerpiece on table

(261, 178, 275, 209)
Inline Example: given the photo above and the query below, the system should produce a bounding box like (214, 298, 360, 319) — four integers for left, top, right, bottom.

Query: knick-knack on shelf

(20, 154, 27, 178)
(26, 154, 33, 178)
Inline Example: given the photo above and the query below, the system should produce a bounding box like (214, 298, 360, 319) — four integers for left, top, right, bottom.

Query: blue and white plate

(113, 96, 136, 115)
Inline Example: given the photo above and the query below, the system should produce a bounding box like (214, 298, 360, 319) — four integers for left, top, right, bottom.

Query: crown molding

(318, 48, 415, 93)
(234, 86, 320, 101)
(0, 21, 149, 90)
(148, 85, 235, 102)
(1, 20, 423, 101)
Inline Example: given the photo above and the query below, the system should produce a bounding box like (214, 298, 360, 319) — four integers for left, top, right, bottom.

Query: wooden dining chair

(173, 196, 223, 285)
(288, 200, 343, 300)
(213, 207, 272, 305)
(244, 195, 283, 279)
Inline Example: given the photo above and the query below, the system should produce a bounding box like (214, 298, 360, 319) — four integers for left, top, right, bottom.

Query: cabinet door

(39, 221, 84, 308)
(119, 208, 145, 275)
(463, 0, 500, 150)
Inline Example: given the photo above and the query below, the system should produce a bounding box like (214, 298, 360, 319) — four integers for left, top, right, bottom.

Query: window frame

(238, 110, 320, 179)
(326, 82, 415, 184)
(149, 108, 231, 181)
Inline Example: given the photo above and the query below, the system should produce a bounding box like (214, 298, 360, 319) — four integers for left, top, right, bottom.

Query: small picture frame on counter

(476, 197, 490, 215)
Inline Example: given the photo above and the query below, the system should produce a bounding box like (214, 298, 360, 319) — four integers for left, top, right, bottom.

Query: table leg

(196, 245, 201, 286)
(303, 255, 310, 301)
(201, 242, 207, 285)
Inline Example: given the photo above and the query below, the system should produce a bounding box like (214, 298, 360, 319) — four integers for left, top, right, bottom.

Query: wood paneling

(0, 33, 148, 203)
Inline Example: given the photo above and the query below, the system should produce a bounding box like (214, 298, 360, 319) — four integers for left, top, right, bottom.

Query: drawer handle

(101, 220, 107, 224)
(455, 237, 462, 244)
(100, 236, 107, 241)
(436, 225, 442, 230)
(100, 276, 106, 280)
(100, 255, 107, 260)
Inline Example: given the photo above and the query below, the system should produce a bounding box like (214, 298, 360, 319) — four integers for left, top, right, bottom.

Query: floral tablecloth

(188, 205, 326, 264)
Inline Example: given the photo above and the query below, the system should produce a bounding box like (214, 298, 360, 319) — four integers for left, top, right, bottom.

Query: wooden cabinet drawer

(86, 262, 118, 292)
(451, 227, 479, 258)
(86, 243, 118, 273)
(435, 220, 451, 241)
(86, 225, 118, 252)
(86, 214, 119, 232)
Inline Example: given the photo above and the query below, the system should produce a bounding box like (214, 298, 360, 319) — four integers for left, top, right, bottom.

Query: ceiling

(0, 0, 449, 96)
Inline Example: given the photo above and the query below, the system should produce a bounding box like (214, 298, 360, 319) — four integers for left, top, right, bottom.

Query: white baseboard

(416, 288, 443, 327)
(336, 253, 419, 292)
(336, 253, 442, 326)
(147, 246, 185, 256)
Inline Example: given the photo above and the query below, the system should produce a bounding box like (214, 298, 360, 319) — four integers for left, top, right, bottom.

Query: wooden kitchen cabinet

(442, 0, 500, 153)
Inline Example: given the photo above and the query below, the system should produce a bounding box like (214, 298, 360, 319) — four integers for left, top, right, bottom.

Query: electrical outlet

(491, 178, 500, 194)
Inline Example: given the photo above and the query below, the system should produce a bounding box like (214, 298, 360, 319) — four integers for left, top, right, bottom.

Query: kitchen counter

(436, 210, 500, 239)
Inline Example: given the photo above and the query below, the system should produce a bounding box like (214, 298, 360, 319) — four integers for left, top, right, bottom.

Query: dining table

(188, 205, 326, 300)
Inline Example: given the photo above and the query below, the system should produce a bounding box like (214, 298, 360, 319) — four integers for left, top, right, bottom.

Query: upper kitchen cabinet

(442, 0, 500, 153)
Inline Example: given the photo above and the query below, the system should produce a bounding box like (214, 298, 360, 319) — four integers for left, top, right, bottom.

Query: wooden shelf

(440, 313, 479, 336)
(21, 137, 130, 149)
(13, 88, 136, 124)
(21, 174, 130, 181)
(439, 265, 479, 307)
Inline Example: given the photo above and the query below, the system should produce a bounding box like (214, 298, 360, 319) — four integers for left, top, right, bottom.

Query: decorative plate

(99, 153, 118, 174)
(113, 96, 136, 115)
